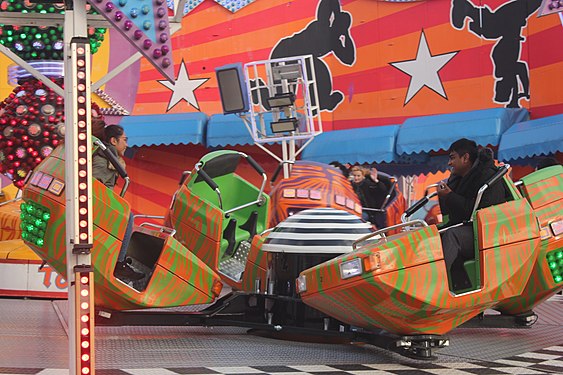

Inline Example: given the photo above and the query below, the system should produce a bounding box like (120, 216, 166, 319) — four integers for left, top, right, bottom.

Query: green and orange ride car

(21, 144, 222, 310)
(297, 164, 553, 337)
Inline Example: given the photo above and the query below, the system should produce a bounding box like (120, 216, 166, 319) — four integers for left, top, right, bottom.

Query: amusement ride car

(17, 137, 563, 359)
(20, 143, 223, 310)
(297, 164, 562, 356)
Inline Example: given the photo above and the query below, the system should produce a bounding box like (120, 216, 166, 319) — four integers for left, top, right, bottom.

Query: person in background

(92, 122, 144, 282)
(437, 138, 509, 289)
(536, 157, 560, 170)
(329, 161, 352, 179)
(350, 165, 393, 228)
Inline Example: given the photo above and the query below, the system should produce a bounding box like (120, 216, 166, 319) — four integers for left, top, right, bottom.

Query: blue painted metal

(498, 114, 563, 161)
(301, 125, 400, 164)
(120, 112, 208, 147)
(206, 113, 276, 147)
(396, 108, 529, 155)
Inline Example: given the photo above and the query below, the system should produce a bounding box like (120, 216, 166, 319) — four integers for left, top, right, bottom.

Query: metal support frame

(242, 55, 323, 179)
(63, 3, 95, 374)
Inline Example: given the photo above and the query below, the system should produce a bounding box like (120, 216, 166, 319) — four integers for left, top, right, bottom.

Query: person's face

(111, 132, 128, 156)
(448, 151, 471, 176)
(351, 170, 364, 184)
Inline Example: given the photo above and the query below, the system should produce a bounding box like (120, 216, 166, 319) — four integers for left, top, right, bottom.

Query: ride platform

(0, 294, 562, 374)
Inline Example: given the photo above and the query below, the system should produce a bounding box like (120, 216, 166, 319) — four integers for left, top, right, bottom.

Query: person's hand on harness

(437, 181, 452, 198)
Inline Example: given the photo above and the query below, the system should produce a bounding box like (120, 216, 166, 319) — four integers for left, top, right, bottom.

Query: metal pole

(282, 140, 289, 179)
(64, 1, 95, 374)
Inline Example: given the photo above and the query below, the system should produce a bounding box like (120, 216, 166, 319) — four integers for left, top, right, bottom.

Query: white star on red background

(159, 60, 209, 111)
(390, 30, 458, 105)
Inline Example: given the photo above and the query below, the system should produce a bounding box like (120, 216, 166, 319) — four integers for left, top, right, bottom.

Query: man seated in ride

(437, 138, 509, 290)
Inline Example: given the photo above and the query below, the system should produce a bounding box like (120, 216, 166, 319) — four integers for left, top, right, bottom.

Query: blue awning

(301, 125, 399, 164)
(498, 114, 563, 161)
(395, 108, 529, 155)
(119, 113, 208, 147)
(206, 114, 277, 147)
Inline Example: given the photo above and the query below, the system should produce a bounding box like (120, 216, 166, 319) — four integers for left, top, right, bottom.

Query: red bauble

(0, 79, 104, 186)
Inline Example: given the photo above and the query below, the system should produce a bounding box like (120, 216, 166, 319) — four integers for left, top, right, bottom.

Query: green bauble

(0, 0, 106, 60)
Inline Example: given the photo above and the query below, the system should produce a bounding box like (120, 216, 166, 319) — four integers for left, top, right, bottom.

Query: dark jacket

(92, 142, 125, 189)
(352, 175, 392, 210)
(439, 148, 509, 226)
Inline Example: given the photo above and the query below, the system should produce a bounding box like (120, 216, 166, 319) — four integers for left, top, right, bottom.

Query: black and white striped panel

(262, 208, 373, 254)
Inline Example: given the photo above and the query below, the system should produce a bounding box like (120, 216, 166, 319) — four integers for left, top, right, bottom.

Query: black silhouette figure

(253, 0, 356, 112)
(451, 0, 542, 108)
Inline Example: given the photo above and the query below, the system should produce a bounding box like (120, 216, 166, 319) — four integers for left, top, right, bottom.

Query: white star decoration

(390, 31, 458, 105)
(159, 60, 209, 111)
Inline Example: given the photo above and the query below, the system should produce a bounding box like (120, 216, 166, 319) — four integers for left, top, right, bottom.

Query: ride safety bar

(352, 219, 427, 249)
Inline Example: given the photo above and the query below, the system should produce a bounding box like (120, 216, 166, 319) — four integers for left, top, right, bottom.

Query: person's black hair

(537, 157, 559, 170)
(91, 118, 106, 140)
(449, 138, 478, 163)
(104, 124, 124, 143)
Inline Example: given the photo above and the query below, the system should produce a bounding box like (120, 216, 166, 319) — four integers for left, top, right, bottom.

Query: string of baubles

(0, 0, 107, 187)
(0, 0, 106, 59)
(0, 78, 103, 187)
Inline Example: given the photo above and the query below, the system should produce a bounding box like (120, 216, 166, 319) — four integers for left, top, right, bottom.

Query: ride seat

(443, 223, 480, 293)
(218, 212, 260, 281)
(463, 259, 478, 289)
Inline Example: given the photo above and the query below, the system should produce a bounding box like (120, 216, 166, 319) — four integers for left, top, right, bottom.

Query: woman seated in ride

(92, 119, 144, 282)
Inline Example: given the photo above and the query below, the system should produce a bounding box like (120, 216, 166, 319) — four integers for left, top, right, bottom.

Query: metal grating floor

(0, 296, 561, 370)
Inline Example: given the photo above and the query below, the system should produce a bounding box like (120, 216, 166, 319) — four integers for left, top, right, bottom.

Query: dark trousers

(440, 224, 475, 288)
(117, 214, 134, 263)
